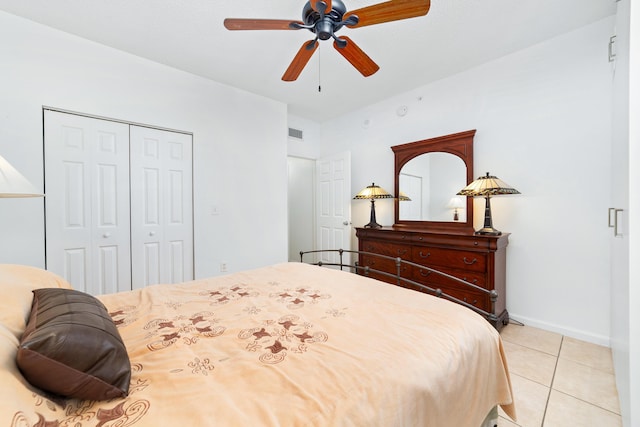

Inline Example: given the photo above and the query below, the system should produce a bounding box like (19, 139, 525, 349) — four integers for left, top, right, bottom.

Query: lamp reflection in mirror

(446, 197, 465, 221)
(398, 191, 412, 202)
(0, 155, 43, 198)
(457, 172, 519, 235)
(353, 182, 393, 228)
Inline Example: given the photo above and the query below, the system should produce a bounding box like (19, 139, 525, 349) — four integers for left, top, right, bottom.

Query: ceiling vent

(288, 127, 304, 140)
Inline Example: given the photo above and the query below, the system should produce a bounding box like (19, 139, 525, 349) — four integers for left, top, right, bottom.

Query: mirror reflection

(399, 152, 467, 222)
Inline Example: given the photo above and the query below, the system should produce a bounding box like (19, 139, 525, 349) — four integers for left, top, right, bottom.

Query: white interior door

(315, 151, 351, 265)
(610, 0, 634, 422)
(399, 173, 423, 220)
(44, 111, 131, 294)
(130, 126, 193, 288)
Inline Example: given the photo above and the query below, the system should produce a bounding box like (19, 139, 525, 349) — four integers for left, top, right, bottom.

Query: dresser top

(356, 227, 510, 251)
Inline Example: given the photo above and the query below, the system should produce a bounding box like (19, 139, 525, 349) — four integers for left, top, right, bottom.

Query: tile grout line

(550, 389, 622, 417)
(540, 335, 564, 426)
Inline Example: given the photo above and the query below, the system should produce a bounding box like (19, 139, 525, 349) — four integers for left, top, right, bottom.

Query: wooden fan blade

(344, 0, 430, 28)
(333, 37, 379, 77)
(311, 0, 331, 14)
(224, 18, 304, 31)
(282, 41, 319, 82)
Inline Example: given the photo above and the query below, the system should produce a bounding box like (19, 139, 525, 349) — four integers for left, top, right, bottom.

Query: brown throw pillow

(16, 288, 131, 400)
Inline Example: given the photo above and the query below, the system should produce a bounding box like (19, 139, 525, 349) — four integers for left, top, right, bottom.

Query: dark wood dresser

(356, 227, 509, 330)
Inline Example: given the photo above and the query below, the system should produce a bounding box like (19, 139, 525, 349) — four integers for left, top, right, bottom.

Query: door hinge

(608, 207, 624, 237)
(609, 35, 617, 62)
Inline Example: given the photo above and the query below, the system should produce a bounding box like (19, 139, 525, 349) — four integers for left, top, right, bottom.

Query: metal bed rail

(299, 248, 499, 325)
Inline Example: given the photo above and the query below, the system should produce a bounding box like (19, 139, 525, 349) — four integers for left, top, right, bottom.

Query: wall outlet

(220, 262, 227, 272)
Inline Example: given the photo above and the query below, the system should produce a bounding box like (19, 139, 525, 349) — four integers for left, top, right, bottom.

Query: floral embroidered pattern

(269, 287, 331, 310)
(143, 311, 225, 351)
(243, 306, 262, 315)
(326, 307, 348, 317)
(199, 284, 259, 306)
(11, 364, 150, 427)
(11, 400, 151, 427)
(169, 356, 215, 376)
(109, 305, 139, 328)
(238, 314, 328, 364)
(189, 357, 215, 376)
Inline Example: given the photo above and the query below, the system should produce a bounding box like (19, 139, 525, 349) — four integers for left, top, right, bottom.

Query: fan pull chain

(318, 45, 322, 93)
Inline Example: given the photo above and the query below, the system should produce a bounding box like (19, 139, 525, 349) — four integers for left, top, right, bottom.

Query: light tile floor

(498, 324, 622, 427)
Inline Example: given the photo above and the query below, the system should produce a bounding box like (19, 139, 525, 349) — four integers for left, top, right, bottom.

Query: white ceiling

(0, 0, 615, 122)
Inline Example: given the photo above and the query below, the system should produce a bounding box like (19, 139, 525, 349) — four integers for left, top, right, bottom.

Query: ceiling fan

(223, 0, 431, 82)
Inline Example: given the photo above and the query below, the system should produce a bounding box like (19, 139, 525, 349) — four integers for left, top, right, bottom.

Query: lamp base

(475, 196, 502, 236)
(363, 199, 383, 229)
(364, 221, 383, 229)
(474, 227, 502, 236)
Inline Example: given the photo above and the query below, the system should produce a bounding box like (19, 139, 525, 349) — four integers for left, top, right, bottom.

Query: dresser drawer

(411, 246, 487, 273)
(359, 253, 410, 284)
(361, 240, 411, 259)
(412, 265, 487, 289)
(437, 286, 490, 312)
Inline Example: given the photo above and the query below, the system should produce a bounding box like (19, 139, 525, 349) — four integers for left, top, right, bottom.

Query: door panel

(610, 1, 635, 423)
(45, 111, 131, 294)
(316, 151, 351, 265)
(130, 126, 193, 288)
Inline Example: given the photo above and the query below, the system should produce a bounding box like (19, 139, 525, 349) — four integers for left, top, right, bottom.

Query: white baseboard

(508, 313, 611, 347)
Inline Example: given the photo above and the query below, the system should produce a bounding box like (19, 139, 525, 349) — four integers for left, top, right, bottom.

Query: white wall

(0, 11, 288, 277)
(287, 114, 322, 159)
(320, 18, 615, 345)
(287, 156, 315, 261)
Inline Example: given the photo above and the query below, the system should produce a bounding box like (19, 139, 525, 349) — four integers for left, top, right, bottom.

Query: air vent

(288, 127, 304, 140)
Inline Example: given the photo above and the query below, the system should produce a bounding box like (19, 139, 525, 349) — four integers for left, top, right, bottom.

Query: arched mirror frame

(392, 129, 475, 234)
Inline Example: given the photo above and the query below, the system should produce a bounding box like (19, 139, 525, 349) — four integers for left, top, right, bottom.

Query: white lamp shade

(0, 155, 43, 198)
(447, 197, 465, 209)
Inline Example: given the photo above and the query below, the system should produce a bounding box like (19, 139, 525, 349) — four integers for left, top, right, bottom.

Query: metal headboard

(299, 249, 499, 326)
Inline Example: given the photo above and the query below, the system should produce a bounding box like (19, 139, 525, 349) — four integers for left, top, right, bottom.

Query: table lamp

(353, 182, 392, 228)
(457, 172, 519, 235)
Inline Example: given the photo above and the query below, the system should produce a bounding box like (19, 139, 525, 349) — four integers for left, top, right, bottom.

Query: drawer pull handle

(462, 277, 478, 284)
(419, 269, 431, 277)
(397, 249, 407, 256)
(418, 251, 431, 258)
(463, 257, 477, 265)
(463, 297, 478, 305)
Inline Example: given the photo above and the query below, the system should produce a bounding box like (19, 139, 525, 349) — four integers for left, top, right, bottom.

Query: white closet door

(316, 151, 351, 265)
(44, 111, 132, 294)
(130, 126, 193, 288)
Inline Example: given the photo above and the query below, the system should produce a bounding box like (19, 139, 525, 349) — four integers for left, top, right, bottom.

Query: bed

(0, 260, 515, 427)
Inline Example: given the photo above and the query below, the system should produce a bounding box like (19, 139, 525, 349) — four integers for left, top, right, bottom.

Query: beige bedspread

(2, 262, 515, 426)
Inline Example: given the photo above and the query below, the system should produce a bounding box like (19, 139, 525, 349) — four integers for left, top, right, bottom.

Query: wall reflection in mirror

(398, 152, 467, 222)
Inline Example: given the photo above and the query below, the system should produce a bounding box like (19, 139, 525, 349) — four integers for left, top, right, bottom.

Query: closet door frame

(43, 107, 194, 293)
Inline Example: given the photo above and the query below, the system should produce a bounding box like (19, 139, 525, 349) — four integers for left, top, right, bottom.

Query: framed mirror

(392, 130, 475, 234)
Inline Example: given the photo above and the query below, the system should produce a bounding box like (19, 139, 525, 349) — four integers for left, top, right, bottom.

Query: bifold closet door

(129, 126, 193, 288)
(44, 111, 132, 294)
